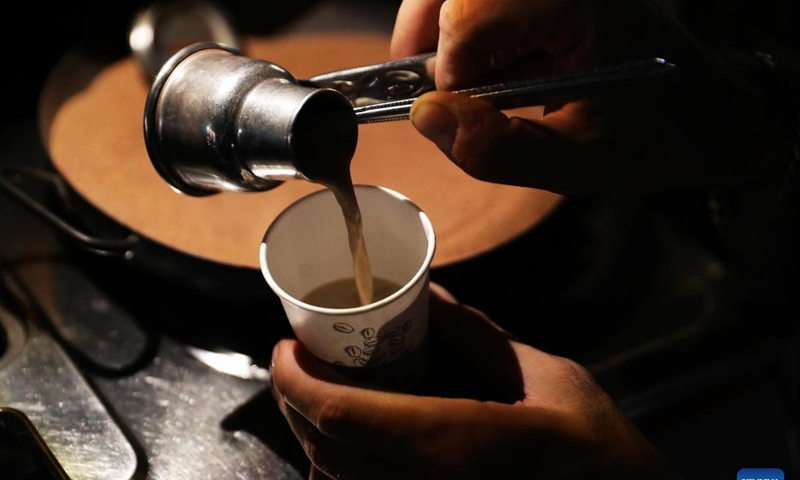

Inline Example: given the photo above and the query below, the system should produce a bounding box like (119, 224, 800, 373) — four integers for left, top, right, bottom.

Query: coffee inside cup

(302, 276, 401, 309)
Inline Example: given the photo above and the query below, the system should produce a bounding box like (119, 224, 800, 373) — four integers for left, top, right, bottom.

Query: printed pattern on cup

(331, 317, 415, 367)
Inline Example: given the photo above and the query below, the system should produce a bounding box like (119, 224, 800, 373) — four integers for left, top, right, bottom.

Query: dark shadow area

(221, 389, 312, 478)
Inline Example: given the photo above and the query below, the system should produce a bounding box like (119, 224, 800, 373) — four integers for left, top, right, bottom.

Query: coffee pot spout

(143, 42, 359, 196)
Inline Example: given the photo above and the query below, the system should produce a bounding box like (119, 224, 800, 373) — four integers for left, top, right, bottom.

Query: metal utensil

(316, 55, 677, 123)
(144, 42, 359, 196)
(143, 43, 677, 196)
(129, 0, 240, 83)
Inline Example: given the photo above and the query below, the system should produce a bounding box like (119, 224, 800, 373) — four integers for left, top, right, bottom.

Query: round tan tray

(41, 32, 563, 270)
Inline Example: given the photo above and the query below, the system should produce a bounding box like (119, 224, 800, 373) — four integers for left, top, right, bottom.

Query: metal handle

(306, 56, 677, 124)
(304, 52, 437, 107)
(0, 166, 138, 256)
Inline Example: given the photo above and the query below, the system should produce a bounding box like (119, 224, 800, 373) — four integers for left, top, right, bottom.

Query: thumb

(410, 90, 591, 194)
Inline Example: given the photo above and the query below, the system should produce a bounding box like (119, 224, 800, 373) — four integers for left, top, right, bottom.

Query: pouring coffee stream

(142, 42, 678, 306)
(319, 171, 375, 307)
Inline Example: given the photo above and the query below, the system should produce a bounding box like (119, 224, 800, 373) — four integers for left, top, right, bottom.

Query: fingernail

(271, 342, 279, 372)
(411, 100, 457, 153)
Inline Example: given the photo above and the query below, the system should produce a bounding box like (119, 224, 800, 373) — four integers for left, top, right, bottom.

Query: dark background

(1, 0, 799, 478)
(4, 0, 799, 125)
(4, 0, 328, 124)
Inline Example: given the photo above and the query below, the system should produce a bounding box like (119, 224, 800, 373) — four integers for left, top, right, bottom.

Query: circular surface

(42, 33, 563, 269)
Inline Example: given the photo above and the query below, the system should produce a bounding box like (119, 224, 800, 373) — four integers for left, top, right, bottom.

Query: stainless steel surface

(186, 346, 271, 381)
(143, 42, 359, 196)
(0, 299, 25, 370)
(89, 337, 298, 480)
(0, 301, 138, 480)
(305, 52, 437, 107)
(129, 0, 240, 83)
(0, 242, 305, 480)
(0, 115, 308, 479)
(15, 260, 151, 373)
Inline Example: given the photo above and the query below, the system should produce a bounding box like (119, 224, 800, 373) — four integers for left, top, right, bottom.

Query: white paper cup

(260, 185, 436, 390)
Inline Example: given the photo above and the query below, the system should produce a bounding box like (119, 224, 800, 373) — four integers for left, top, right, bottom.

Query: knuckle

(438, 1, 458, 27)
(300, 436, 321, 464)
(439, 0, 471, 35)
(299, 433, 338, 478)
(314, 395, 350, 438)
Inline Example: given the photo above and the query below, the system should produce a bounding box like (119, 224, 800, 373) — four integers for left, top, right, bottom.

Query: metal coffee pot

(143, 41, 676, 196)
(143, 42, 363, 196)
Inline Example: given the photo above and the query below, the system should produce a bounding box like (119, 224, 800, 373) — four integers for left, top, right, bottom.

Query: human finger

(274, 344, 592, 478)
(270, 341, 424, 479)
(390, 0, 445, 59)
(282, 398, 426, 480)
(410, 90, 613, 195)
(421, 283, 525, 400)
(434, 0, 594, 89)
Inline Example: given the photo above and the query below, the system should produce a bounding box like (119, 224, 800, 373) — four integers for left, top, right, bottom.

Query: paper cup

(260, 185, 436, 390)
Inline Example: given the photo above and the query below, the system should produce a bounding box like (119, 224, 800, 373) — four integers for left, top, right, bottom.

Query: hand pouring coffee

(143, 41, 676, 197)
(142, 41, 677, 307)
